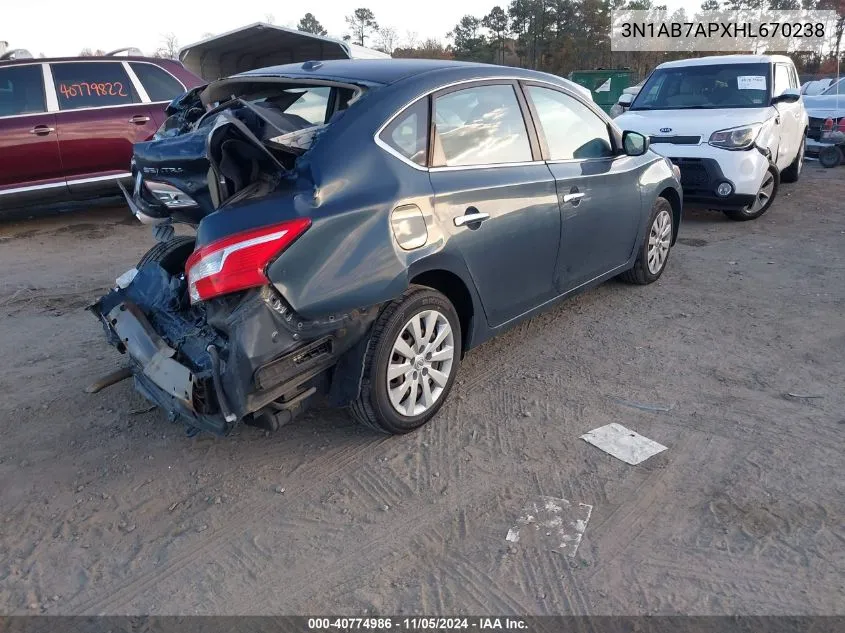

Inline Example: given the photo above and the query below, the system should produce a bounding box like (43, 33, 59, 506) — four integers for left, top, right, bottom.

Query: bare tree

(264, 13, 275, 24)
(154, 33, 180, 59)
(404, 30, 419, 49)
(79, 48, 94, 57)
(377, 26, 398, 54)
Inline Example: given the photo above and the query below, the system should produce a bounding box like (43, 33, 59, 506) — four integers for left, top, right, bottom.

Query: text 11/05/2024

(307, 617, 529, 630)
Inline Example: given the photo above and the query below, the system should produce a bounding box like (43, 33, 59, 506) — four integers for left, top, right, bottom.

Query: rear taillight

(185, 218, 311, 303)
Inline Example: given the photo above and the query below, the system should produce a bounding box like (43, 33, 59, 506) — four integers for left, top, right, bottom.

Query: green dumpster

(568, 69, 637, 114)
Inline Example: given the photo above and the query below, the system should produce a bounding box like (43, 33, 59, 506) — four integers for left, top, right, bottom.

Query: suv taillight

(185, 218, 311, 303)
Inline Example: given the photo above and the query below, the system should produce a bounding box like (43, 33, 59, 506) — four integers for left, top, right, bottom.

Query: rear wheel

(724, 167, 778, 221)
(351, 286, 461, 434)
(818, 144, 842, 168)
(137, 236, 195, 275)
(781, 138, 804, 183)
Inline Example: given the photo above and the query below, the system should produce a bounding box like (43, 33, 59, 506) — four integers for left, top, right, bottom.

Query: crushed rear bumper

(89, 263, 378, 435)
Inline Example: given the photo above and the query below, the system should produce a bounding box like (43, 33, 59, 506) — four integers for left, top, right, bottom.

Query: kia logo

(660, 127, 672, 133)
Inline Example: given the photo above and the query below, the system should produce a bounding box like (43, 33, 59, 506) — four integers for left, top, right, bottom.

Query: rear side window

(0, 65, 46, 116)
(129, 62, 185, 102)
(433, 84, 532, 167)
(527, 86, 613, 160)
(379, 98, 429, 166)
(282, 87, 331, 125)
(51, 62, 139, 110)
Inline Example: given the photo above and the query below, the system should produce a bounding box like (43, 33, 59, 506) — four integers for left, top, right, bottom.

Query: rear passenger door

(0, 63, 65, 206)
(523, 83, 643, 290)
(127, 61, 187, 128)
(428, 81, 560, 327)
(50, 61, 159, 189)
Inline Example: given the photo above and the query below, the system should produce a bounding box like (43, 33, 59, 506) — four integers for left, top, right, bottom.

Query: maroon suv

(0, 55, 204, 212)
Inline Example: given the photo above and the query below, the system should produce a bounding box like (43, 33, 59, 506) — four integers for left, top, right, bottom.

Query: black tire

(724, 166, 779, 222)
(137, 236, 196, 276)
(619, 197, 674, 285)
(780, 137, 804, 183)
(818, 144, 842, 168)
(350, 285, 462, 434)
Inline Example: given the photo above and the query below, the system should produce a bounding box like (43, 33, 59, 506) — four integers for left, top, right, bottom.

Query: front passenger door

(429, 82, 560, 328)
(524, 84, 645, 290)
(772, 62, 801, 170)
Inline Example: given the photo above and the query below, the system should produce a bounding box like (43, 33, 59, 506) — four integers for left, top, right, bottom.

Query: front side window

(774, 64, 791, 97)
(433, 84, 532, 167)
(0, 65, 46, 116)
(51, 62, 139, 110)
(129, 63, 185, 102)
(379, 98, 429, 166)
(631, 63, 770, 110)
(527, 86, 613, 160)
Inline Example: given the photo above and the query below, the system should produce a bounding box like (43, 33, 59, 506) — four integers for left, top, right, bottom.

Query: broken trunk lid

(177, 22, 390, 81)
(129, 77, 361, 222)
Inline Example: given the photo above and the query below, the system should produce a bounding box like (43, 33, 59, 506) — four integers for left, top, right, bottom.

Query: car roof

(238, 59, 490, 85)
(657, 54, 793, 69)
(0, 56, 172, 66)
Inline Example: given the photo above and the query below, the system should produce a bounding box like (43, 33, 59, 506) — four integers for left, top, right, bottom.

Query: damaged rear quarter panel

(195, 78, 462, 321)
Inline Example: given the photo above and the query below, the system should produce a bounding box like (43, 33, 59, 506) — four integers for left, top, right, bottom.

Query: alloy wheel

(744, 170, 776, 215)
(647, 208, 672, 275)
(386, 310, 455, 417)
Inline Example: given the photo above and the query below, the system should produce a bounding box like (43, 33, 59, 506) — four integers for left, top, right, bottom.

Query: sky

(3, 0, 695, 58)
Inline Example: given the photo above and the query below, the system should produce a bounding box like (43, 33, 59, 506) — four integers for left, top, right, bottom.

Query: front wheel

(620, 197, 674, 285)
(724, 167, 778, 221)
(350, 286, 461, 434)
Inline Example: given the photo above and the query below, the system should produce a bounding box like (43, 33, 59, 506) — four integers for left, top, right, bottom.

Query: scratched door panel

(50, 61, 158, 182)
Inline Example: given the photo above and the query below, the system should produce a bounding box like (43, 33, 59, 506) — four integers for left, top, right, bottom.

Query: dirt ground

(0, 164, 843, 616)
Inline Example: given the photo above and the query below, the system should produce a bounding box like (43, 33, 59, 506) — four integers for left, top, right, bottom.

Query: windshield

(631, 63, 771, 111)
(821, 77, 845, 96)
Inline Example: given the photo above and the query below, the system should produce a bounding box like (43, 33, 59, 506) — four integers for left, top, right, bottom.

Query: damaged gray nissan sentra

(90, 59, 682, 436)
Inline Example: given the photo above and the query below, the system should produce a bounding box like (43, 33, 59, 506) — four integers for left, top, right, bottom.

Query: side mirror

(772, 88, 801, 104)
(622, 130, 649, 156)
(618, 93, 634, 107)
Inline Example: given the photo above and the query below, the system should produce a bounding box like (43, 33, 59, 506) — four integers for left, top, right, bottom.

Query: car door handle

(130, 115, 151, 124)
(454, 212, 490, 227)
(29, 125, 55, 135)
(563, 192, 585, 203)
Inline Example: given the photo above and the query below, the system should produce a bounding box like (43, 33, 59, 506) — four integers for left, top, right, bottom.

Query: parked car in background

(91, 59, 682, 437)
(0, 54, 204, 213)
(801, 78, 834, 95)
(610, 80, 644, 118)
(803, 77, 845, 157)
(615, 55, 807, 221)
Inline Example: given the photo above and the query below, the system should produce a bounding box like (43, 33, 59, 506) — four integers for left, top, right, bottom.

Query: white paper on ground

(580, 423, 667, 465)
(505, 496, 592, 557)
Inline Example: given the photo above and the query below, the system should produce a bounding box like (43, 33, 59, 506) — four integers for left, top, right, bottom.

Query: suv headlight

(708, 124, 762, 150)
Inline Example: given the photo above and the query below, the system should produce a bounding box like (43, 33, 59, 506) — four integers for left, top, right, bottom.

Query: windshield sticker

(737, 76, 767, 91)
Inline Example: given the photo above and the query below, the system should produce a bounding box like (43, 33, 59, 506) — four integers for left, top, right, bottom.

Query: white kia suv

(615, 55, 807, 221)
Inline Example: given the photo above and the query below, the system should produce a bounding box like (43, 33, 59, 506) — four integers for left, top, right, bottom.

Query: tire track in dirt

(584, 431, 700, 568)
(232, 467, 534, 613)
(67, 434, 392, 614)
